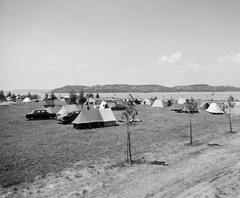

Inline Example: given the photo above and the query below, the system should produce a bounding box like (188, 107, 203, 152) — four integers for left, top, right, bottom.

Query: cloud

(218, 52, 240, 66)
(209, 52, 240, 72)
(157, 52, 201, 72)
(157, 52, 182, 64)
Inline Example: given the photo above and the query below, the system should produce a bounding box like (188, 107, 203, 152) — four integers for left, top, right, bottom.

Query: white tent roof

(57, 104, 78, 115)
(206, 103, 224, 114)
(152, 99, 164, 107)
(141, 98, 151, 105)
(177, 98, 186, 104)
(23, 97, 31, 103)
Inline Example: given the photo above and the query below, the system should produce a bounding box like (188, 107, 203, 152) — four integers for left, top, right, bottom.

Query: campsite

(1, 97, 240, 198)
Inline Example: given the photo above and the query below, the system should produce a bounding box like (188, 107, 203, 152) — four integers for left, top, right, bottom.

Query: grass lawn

(0, 100, 239, 188)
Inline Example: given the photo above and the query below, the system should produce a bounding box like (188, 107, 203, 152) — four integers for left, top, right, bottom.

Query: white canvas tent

(72, 108, 117, 129)
(177, 98, 186, 104)
(57, 104, 78, 115)
(151, 99, 167, 107)
(23, 98, 32, 103)
(206, 103, 224, 114)
(141, 98, 151, 105)
(234, 102, 240, 106)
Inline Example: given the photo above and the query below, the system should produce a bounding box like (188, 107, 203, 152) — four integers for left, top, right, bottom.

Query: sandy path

(1, 133, 240, 198)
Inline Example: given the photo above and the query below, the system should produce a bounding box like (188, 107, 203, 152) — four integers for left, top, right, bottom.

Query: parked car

(25, 108, 56, 120)
(57, 110, 81, 124)
(111, 103, 126, 111)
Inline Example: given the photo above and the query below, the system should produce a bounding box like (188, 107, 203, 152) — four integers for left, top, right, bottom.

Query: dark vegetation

(51, 84, 240, 93)
(0, 100, 239, 188)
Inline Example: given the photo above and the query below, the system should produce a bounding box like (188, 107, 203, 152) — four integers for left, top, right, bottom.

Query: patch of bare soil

(1, 132, 240, 198)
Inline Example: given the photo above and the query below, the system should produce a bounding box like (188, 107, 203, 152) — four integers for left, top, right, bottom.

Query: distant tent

(206, 103, 224, 114)
(152, 99, 167, 107)
(99, 101, 108, 109)
(72, 108, 117, 129)
(199, 101, 210, 110)
(171, 103, 184, 112)
(182, 102, 199, 113)
(141, 98, 151, 105)
(43, 99, 55, 107)
(23, 98, 32, 103)
(88, 98, 96, 104)
(225, 106, 240, 115)
(234, 102, 240, 106)
(57, 104, 78, 115)
(177, 98, 186, 104)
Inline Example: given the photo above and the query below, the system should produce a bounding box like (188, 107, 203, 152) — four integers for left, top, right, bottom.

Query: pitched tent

(199, 101, 210, 110)
(57, 104, 78, 115)
(141, 98, 151, 105)
(177, 98, 186, 104)
(170, 103, 184, 112)
(225, 106, 240, 115)
(23, 97, 32, 103)
(43, 99, 55, 107)
(72, 108, 117, 129)
(206, 103, 224, 114)
(234, 102, 240, 106)
(182, 102, 199, 113)
(152, 99, 167, 107)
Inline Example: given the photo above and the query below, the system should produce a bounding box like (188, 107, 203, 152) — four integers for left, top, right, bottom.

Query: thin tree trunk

(190, 112, 192, 145)
(128, 131, 132, 164)
(126, 119, 129, 164)
(228, 110, 232, 132)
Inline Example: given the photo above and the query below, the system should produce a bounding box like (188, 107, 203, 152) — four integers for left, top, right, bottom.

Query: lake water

(18, 91, 240, 101)
(54, 92, 240, 101)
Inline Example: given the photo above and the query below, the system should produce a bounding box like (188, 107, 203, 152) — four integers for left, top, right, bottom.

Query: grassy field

(0, 100, 239, 188)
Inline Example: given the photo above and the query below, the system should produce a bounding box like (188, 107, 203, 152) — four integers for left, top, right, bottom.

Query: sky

(0, 0, 240, 90)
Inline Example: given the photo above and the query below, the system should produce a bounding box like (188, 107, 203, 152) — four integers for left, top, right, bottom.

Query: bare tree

(122, 102, 138, 164)
(185, 97, 198, 145)
(78, 89, 87, 110)
(226, 95, 235, 133)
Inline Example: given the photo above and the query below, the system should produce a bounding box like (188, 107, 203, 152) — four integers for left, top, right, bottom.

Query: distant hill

(6, 89, 51, 94)
(50, 84, 240, 93)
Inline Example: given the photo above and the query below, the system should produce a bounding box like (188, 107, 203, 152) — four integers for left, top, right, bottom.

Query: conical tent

(199, 101, 210, 110)
(72, 108, 117, 129)
(57, 104, 78, 115)
(152, 99, 167, 107)
(206, 103, 224, 114)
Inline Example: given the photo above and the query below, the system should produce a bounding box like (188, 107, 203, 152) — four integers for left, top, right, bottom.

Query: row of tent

(142, 98, 240, 115)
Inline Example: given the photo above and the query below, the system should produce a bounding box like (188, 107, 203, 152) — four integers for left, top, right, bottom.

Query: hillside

(50, 84, 240, 93)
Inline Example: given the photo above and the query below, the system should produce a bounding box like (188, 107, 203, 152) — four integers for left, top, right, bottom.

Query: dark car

(25, 108, 56, 120)
(57, 110, 81, 124)
(111, 103, 126, 111)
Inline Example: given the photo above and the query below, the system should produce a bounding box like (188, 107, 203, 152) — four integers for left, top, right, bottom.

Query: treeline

(0, 90, 39, 102)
